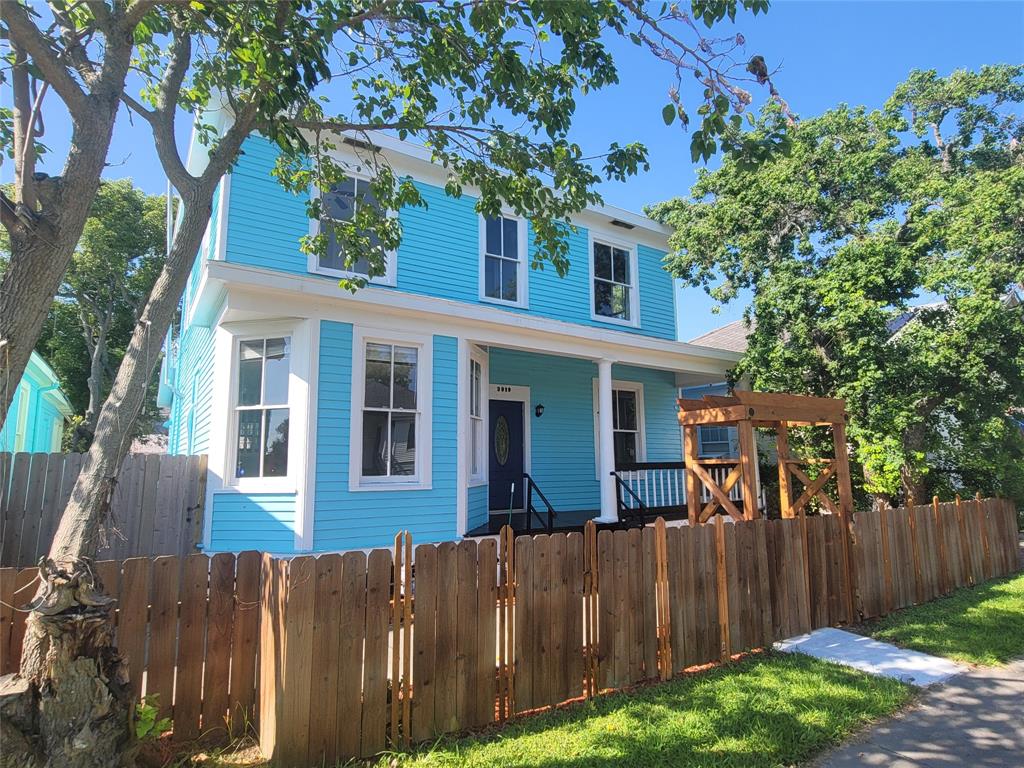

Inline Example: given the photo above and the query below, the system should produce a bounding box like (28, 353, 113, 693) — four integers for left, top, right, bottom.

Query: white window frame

(478, 212, 528, 308)
(349, 326, 433, 491)
(592, 379, 646, 477)
(468, 346, 489, 486)
(307, 173, 397, 286)
(589, 232, 640, 328)
(224, 320, 309, 494)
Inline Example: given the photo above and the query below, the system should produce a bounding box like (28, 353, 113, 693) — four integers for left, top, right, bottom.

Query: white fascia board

(210, 260, 740, 376)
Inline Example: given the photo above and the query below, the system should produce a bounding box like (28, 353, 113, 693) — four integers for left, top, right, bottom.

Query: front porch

(461, 341, 757, 537)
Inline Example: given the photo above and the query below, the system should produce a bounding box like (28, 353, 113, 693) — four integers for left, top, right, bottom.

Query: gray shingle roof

(688, 319, 751, 353)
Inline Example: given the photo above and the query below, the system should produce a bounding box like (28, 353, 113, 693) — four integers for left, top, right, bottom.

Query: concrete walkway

(816, 658, 1024, 767)
(776, 628, 965, 686)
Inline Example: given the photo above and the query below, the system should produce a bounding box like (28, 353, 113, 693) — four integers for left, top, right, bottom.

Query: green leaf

(663, 103, 677, 126)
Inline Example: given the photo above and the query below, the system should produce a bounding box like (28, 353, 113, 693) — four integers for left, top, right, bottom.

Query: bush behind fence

(0, 497, 1018, 764)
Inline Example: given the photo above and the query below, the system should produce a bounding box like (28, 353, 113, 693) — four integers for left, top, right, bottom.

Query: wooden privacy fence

(0, 552, 261, 742)
(0, 497, 1017, 764)
(0, 452, 208, 567)
(260, 497, 1018, 766)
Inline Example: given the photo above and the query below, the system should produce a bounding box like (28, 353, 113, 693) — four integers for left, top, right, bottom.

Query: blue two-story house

(161, 126, 741, 554)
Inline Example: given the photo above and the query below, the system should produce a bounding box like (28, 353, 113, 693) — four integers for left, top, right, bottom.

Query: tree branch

(3, 0, 90, 117)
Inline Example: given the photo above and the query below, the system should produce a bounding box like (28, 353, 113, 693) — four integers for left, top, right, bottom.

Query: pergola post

(776, 422, 794, 519)
(684, 425, 700, 526)
(736, 419, 760, 519)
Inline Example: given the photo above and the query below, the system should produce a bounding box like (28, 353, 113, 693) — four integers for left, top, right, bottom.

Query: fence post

(976, 492, 992, 581)
(653, 518, 672, 681)
(955, 494, 972, 585)
(878, 506, 893, 615)
(714, 515, 731, 663)
(932, 496, 949, 595)
(582, 520, 598, 698)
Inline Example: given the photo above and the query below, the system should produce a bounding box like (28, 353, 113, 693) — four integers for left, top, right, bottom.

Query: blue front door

(489, 399, 524, 510)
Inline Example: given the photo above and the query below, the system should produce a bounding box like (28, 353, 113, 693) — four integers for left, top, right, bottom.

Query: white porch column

(596, 358, 618, 523)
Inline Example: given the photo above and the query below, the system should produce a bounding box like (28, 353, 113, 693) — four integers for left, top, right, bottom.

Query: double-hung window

(469, 356, 485, 483)
(592, 240, 637, 324)
(361, 342, 420, 479)
(612, 388, 640, 466)
(234, 337, 290, 478)
(481, 214, 525, 305)
(313, 177, 395, 284)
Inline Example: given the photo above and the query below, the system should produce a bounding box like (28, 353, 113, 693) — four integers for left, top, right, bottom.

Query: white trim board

(206, 261, 740, 375)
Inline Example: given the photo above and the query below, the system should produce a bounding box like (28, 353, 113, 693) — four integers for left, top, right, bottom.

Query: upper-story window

(480, 214, 527, 307)
(311, 177, 396, 285)
(234, 337, 290, 478)
(591, 238, 638, 326)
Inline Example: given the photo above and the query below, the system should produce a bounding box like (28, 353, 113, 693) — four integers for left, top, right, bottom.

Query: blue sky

(14, 1, 1024, 339)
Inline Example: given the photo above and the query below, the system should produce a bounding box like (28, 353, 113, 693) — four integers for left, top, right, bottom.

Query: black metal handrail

(611, 470, 650, 527)
(524, 472, 557, 534)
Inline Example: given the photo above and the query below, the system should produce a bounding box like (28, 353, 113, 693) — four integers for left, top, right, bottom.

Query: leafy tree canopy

(652, 65, 1024, 506)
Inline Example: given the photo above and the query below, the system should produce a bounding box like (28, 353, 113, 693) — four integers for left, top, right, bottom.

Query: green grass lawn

(377, 653, 910, 768)
(867, 571, 1024, 666)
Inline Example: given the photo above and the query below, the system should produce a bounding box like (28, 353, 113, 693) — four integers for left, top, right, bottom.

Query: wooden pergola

(676, 390, 855, 526)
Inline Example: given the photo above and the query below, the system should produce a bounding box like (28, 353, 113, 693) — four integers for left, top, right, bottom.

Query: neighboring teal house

(161, 115, 743, 555)
(0, 350, 73, 453)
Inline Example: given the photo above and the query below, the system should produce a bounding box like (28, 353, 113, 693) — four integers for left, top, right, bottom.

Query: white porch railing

(614, 461, 756, 516)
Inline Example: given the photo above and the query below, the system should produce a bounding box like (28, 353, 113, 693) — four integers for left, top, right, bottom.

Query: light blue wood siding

(209, 492, 297, 552)
(467, 484, 489, 531)
(486, 349, 682, 515)
(167, 323, 216, 455)
(312, 321, 459, 550)
(224, 137, 676, 339)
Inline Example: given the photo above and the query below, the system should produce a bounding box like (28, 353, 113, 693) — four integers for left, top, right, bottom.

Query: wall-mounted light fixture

(534, 404, 545, 418)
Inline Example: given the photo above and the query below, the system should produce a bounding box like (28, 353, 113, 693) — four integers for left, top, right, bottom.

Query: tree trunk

(0, 113, 122, 432)
(6, 191, 212, 765)
(84, 320, 110, 434)
(2, 561, 133, 768)
(900, 422, 930, 506)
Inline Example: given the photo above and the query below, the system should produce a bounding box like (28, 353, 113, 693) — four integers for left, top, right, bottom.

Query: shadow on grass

(867, 573, 1024, 665)
(381, 652, 911, 768)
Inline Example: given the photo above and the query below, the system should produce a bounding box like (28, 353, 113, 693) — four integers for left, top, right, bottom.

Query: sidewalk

(816, 658, 1024, 767)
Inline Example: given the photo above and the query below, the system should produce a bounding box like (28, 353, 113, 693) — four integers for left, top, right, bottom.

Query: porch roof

(212, 260, 740, 383)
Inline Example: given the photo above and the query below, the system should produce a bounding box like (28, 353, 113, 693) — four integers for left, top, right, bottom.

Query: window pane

(594, 242, 612, 279)
(503, 217, 518, 261)
(485, 216, 502, 256)
(238, 340, 264, 406)
(616, 390, 637, 431)
(501, 258, 518, 303)
(390, 412, 417, 476)
(323, 179, 355, 220)
(392, 346, 418, 409)
(362, 411, 389, 476)
(349, 253, 371, 276)
(470, 360, 481, 417)
(484, 255, 502, 299)
(320, 226, 345, 271)
(471, 419, 481, 476)
(235, 410, 262, 477)
(262, 338, 290, 405)
(365, 343, 392, 408)
(612, 284, 630, 320)
(613, 247, 629, 284)
(263, 408, 290, 477)
(594, 280, 613, 317)
(614, 431, 638, 466)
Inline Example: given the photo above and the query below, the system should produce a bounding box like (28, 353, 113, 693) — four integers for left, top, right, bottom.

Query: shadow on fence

(0, 497, 1018, 764)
